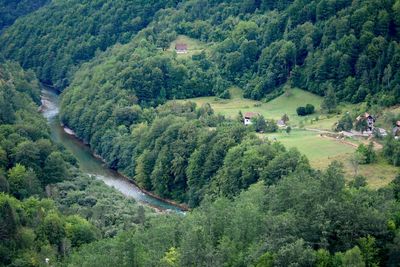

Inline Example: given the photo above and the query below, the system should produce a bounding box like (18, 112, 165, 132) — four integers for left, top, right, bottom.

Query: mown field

(263, 130, 397, 188)
(173, 88, 398, 188)
(176, 87, 324, 124)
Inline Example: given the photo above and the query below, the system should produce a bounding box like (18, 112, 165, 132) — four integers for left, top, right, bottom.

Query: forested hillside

(58, 0, 400, 205)
(0, 59, 153, 265)
(0, 0, 180, 88)
(61, 78, 306, 206)
(0, 0, 49, 31)
(2, 0, 400, 266)
(67, 169, 400, 266)
(2, 0, 400, 104)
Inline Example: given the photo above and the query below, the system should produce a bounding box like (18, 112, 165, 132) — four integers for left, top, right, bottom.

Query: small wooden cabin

(175, 43, 188, 54)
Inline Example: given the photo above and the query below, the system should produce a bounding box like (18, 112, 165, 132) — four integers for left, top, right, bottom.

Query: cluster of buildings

(351, 112, 400, 138)
(243, 111, 400, 138)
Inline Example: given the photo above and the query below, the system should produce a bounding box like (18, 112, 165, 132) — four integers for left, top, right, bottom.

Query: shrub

(265, 119, 278, 133)
(218, 90, 230, 99)
(305, 104, 315, 114)
(296, 107, 307, 116)
(297, 104, 315, 116)
(336, 113, 353, 132)
(356, 143, 376, 164)
(349, 175, 367, 189)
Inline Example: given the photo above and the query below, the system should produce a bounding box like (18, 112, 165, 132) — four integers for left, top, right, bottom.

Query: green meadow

(173, 88, 398, 188)
(176, 87, 324, 124)
(263, 130, 397, 188)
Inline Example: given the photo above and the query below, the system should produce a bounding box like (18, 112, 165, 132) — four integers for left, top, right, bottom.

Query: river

(40, 86, 185, 213)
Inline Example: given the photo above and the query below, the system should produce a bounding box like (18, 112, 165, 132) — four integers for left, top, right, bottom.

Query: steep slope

(0, 59, 154, 265)
(0, 0, 49, 31)
(1, 0, 400, 103)
(58, 0, 400, 206)
(0, 0, 180, 89)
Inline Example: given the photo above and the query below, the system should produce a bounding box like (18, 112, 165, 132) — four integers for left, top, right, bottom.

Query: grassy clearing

(172, 86, 398, 188)
(176, 87, 325, 125)
(168, 35, 207, 58)
(264, 129, 396, 188)
(344, 156, 398, 189)
(174, 86, 367, 131)
(264, 130, 356, 169)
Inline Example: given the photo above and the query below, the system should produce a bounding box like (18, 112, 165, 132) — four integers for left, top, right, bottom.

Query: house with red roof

(243, 112, 260, 125)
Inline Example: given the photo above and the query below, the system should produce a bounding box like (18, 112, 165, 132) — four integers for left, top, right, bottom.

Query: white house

(243, 112, 260, 125)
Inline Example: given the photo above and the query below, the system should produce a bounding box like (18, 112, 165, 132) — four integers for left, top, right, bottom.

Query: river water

(41, 87, 184, 213)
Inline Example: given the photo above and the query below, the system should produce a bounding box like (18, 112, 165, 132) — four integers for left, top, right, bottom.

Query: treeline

(0, 60, 72, 197)
(2, 0, 400, 104)
(0, 60, 153, 266)
(0, 0, 49, 31)
(0, 0, 181, 88)
(66, 164, 400, 266)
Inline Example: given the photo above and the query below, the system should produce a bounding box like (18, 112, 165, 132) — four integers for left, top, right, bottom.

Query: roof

(277, 119, 286, 126)
(175, 43, 187, 50)
(244, 112, 260, 119)
(356, 112, 375, 121)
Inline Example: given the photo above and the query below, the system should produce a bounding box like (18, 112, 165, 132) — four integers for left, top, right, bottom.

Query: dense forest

(56, 0, 400, 205)
(0, 0, 49, 31)
(66, 171, 400, 266)
(1, 0, 400, 266)
(0, 0, 181, 88)
(0, 59, 153, 266)
(1, 0, 400, 105)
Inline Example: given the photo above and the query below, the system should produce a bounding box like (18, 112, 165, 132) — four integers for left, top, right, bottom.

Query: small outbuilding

(277, 119, 286, 128)
(175, 43, 188, 54)
(393, 121, 400, 137)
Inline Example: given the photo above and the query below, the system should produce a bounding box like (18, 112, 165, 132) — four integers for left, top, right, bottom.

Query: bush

(349, 175, 367, 189)
(296, 107, 307, 116)
(218, 90, 230, 99)
(336, 113, 353, 132)
(356, 143, 376, 164)
(265, 119, 278, 133)
(297, 104, 315, 116)
(305, 104, 315, 114)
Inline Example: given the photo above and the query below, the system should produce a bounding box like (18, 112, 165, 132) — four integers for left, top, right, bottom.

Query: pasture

(172, 89, 397, 188)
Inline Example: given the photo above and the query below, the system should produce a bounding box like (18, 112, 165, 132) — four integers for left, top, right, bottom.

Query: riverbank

(40, 85, 188, 213)
(60, 122, 189, 211)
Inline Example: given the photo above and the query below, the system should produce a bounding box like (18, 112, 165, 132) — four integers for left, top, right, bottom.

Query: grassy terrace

(263, 130, 397, 189)
(172, 87, 398, 188)
(176, 87, 323, 124)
